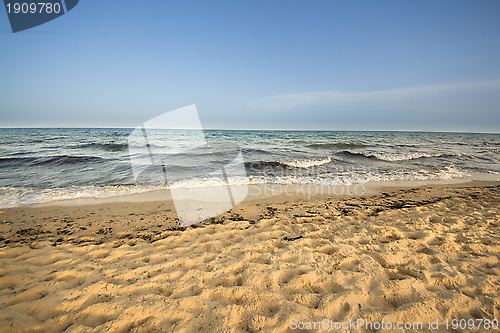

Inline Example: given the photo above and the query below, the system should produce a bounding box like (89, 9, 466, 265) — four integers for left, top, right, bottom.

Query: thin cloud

(249, 80, 500, 111)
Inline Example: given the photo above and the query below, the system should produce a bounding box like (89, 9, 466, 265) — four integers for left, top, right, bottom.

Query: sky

(1, 0, 500, 132)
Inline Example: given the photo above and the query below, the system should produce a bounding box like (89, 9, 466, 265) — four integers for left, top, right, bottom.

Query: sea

(0, 128, 499, 208)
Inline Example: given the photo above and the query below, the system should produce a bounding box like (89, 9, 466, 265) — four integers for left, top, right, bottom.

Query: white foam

(434, 165, 470, 180)
(0, 185, 168, 209)
(0, 165, 473, 208)
(169, 176, 251, 189)
(281, 156, 331, 168)
(366, 152, 449, 162)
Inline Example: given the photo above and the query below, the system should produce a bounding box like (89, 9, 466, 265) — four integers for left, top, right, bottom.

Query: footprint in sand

(314, 244, 338, 255)
(0, 276, 17, 290)
(334, 257, 359, 271)
(405, 230, 426, 240)
(76, 311, 111, 328)
(80, 293, 113, 310)
(5, 286, 48, 306)
(326, 301, 351, 321)
(254, 297, 281, 317)
(288, 293, 321, 309)
(274, 268, 307, 285)
(413, 244, 436, 255)
(207, 288, 247, 306)
(380, 229, 402, 243)
(245, 252, 271, 265)
(214, 275, 244, 287)
(426, 235, 446, 246)
(55, 271, 86, 289)
(26, 304, 65, 322)
(171, 283, 203, 298)
(363, 251, 390, 268)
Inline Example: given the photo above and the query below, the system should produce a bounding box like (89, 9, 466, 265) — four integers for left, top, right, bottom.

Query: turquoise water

(0, 128, 499, 207)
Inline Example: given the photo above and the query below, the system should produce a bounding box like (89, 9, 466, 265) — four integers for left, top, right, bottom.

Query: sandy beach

(0, 181, 499, 332)
(3, 0, 500, 331)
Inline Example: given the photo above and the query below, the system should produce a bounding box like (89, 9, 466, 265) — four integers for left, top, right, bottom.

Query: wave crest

(0, 155, 105, 166)
(281, 156, 331, 168)
(245, 157, 332, 169)
(76, 142, 128, 151)
(337, 151, 461, 162)
(307, 142, 367, 149)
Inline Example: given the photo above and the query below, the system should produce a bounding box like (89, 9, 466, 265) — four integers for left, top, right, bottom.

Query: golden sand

(0, 182, 499, 332)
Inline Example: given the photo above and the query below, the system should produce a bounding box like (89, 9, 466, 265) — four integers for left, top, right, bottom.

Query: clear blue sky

(1, 1, 500, 132)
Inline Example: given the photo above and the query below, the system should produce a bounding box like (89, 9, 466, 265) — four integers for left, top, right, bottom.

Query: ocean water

(0, 128, 499, 208)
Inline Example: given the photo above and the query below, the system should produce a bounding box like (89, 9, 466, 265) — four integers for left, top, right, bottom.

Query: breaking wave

(281, 156, 332, 168)
(307, 142, 367, 149)
(337, 151, 461, 162)
(245, 157, 332, 169)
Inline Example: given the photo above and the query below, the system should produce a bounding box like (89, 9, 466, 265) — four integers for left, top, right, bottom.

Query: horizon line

(0, 127, 499, 134)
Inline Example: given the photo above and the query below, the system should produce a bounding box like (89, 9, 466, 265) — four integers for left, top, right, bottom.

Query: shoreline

(1, 180, 498, 248)
(4, 177, 484, 209)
